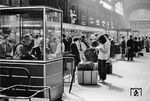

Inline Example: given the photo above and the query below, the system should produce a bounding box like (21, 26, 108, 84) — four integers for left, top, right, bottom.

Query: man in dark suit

(70, 37, 80, 66)
(127, 35, 134, 61)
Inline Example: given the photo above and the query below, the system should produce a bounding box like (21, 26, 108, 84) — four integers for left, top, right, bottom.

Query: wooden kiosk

(0, 6, 63, 100)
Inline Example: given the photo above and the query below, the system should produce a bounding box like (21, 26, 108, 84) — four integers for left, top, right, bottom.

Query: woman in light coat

(96, 35, 107, 82)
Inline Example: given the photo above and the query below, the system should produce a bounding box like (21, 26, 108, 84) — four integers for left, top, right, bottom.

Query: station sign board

(130, 21, 150, 29)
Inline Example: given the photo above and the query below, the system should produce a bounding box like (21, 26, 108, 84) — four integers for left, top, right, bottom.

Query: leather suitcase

(78, 70, 98, 85)
(78, 61, 95, 71)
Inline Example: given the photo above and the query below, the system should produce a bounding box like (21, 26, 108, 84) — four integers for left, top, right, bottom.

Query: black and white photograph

(0, 0, 150, 101)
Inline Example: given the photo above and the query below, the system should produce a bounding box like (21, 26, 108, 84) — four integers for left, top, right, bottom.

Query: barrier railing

(63, 53, 76, 93)
(0, 66, 52, 101)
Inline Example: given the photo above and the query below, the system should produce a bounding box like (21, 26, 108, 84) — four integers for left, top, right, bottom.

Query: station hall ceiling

(123, 0, 150, 17)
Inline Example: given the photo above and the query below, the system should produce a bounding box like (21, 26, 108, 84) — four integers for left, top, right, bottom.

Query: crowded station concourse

(1, 0, 150, 101)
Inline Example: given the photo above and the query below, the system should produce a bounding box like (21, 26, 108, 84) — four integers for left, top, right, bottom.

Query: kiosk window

(45, 10, 63, 60)
(0, 8, 44, 60)
(0, 7, 62, 61)
(0, 15, 20, 59)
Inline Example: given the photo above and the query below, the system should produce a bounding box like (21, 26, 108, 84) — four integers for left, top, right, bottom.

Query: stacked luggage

(77, 47, 113, 85)
(78, 61, 98, 85)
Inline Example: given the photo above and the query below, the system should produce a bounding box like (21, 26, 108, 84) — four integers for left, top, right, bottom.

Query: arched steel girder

(125, 3, 150, 17)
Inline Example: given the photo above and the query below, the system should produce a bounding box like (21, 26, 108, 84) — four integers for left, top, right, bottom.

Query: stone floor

(8, 51, 150, 101)
(63, 51, 150, 101)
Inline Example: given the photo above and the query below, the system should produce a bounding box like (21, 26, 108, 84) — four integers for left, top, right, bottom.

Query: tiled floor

(8, 51, 150, 101)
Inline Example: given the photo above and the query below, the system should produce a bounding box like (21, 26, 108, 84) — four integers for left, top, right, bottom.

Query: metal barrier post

(63, 55, 76, 93)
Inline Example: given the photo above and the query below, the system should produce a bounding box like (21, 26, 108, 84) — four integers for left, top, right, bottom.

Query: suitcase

(78, 70, 98, 85)
(78, 61, 95, 71)
(106, 62, 112, 74)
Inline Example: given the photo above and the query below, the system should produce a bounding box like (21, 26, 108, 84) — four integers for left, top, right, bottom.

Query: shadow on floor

(110, 73, 123, 78)
(62, 92, 85, 101)
(101, 82, 124, 92)
(79, 84, 101, 88)
(65, 83, 101, 93)
(124, 60, 144, 63)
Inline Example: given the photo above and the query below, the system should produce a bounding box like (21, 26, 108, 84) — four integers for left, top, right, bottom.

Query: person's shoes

(131, 59, 135, 61)
(98, 78, 101, 82)
(102, 80, 105, 83)
(98, 79, 104, 83)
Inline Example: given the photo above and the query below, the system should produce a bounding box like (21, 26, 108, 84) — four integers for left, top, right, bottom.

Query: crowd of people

(63, 33, 111, 82)
(63, 33, 150, 82)
(0, 28, 64, 60)
(120, 35, 148, 61)
(0, 28, 150, 82)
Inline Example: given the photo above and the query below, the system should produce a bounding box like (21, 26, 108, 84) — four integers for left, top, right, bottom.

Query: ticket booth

(0, 6, 63, 100)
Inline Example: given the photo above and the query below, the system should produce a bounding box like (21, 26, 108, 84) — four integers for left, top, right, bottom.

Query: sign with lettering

(130, 22, 150, 29)
(23, 21, 42, 27)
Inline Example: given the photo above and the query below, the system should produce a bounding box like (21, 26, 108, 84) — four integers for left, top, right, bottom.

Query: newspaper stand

(0, 6, 63, 101)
